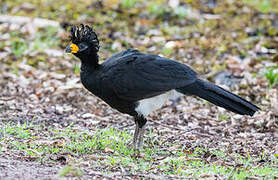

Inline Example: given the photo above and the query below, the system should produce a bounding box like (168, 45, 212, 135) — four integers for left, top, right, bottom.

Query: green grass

(59, 165, 84, 178)
(11, 38, 28, 58)
(6, 26, 61, 64)
(265, 66, 278, 88)
(121, 0, 139, 8)
(0, 121, 277, 178)
(146, 1, 187, 19)
(243, 0, 278, 13)
(218, 114, 229, 121)
(32, 26, 61, 51)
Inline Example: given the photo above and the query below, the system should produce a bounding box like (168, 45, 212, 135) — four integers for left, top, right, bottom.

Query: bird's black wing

(101, 50, 198, 101)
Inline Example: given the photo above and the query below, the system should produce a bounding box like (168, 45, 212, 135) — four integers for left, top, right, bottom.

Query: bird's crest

(70, 24, 99, 52)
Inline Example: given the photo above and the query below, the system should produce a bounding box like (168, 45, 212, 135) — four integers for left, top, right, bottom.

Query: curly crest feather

(70, 24, 99, 52)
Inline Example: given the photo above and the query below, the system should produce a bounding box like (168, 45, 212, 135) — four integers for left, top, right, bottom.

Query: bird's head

(65, 24, 99, 59)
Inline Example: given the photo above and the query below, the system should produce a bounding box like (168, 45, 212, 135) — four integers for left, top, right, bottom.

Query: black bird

(65, 24, 260, 149)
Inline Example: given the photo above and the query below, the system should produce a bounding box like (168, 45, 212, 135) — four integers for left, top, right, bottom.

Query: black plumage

(65, 24, 260, 149)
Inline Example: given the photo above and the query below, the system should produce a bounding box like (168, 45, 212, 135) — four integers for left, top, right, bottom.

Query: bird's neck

(80, 52, 100, 72)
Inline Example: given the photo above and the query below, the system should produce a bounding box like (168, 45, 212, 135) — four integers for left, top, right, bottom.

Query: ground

(0, 0, 278, 179)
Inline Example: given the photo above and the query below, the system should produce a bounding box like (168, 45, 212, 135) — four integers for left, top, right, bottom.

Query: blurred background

(0, 0, 277, 106)
(0, 0, 277, 80)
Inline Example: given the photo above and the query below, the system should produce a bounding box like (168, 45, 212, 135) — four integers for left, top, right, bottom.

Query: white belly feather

(135, 90, 183, 117)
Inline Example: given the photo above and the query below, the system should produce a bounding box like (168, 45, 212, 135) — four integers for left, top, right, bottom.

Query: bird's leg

(137, 125, 145, 149)
(132, 121, 140, 149)
(133, 115, 147, 150)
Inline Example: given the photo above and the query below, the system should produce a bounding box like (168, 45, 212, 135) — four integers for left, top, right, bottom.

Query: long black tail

(177, 79, 260, 116)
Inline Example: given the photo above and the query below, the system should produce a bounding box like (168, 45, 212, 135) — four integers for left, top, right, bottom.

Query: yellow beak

(65, 43, 79, 53)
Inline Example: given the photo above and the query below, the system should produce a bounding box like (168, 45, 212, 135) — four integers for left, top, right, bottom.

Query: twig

(148, 119, 184, 131)
(148, 119, 211, 138)
(87, 170, 189, 180)
(0, 97, 16, 101)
